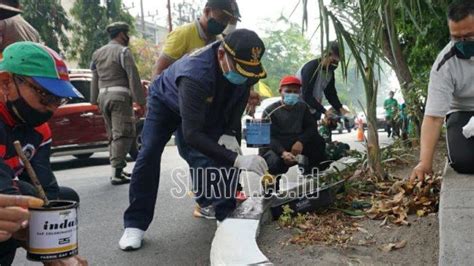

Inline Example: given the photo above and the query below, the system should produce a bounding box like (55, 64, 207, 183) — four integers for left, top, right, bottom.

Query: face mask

(283, 93, 299, 106)
(8, 79, 54, 127)
(220, 54, 248, 85)
(207, 18, 226, 35)
(123, 34, 130, 46)
(7, 97, 53, 127)
(455, 40, 474, 58)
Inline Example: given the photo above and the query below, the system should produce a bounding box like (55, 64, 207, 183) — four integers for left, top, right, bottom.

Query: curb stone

(439, 161, 474, 266)
(210, 157, 360, 265)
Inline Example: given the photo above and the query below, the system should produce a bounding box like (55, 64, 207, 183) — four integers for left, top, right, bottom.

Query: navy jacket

(150, 41, 250, 166)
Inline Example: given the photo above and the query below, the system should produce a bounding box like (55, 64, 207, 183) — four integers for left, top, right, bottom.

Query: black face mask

(8, 80, 54, 127)
(7, 98, 53, 127)
(207, 18, 226, 35)
(123, 34, 130, 46)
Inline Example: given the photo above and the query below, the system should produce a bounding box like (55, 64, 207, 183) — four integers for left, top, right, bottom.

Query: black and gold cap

(223, 29, 266, 79)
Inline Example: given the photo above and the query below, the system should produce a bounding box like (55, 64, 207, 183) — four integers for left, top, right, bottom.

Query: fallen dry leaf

(379, 240, 407, 252)
(365, 175, 441, 226)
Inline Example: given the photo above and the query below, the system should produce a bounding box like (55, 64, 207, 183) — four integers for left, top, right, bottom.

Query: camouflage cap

(106, 21, 130, 35)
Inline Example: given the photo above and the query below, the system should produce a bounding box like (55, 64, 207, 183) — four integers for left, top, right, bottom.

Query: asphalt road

(13, 130, 390, 265)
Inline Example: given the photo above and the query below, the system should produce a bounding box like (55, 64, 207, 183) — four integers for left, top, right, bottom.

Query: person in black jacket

(259, 76, 328, 176)
(296, 41, 349, 121)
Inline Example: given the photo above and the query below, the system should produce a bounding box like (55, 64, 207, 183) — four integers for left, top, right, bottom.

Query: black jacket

(300, 58, 343, 114)
(260, 101, 318, 155)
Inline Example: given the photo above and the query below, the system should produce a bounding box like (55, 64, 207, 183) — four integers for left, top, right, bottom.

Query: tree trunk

(365, 69, 385, 179)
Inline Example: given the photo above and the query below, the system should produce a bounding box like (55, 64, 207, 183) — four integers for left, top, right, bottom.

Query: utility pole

(167, 0, 173, 32)
(140, 0, 145, 33)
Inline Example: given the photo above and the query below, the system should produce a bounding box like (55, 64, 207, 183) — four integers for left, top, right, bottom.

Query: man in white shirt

(410, 0, 474, 180)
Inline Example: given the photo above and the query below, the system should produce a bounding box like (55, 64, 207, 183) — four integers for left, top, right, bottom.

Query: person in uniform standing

(90, 22, 146, 185)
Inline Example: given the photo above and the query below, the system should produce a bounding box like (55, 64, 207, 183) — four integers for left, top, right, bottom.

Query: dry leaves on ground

(288, 211, 359, 246)
(366, 175, 441, 226)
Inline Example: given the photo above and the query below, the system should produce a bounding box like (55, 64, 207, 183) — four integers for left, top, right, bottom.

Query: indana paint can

(27, 200, 79, 261)
(246, 118, 271, 148)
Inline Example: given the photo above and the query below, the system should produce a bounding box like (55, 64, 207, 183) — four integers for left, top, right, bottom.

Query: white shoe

(119, 228, 145, 251)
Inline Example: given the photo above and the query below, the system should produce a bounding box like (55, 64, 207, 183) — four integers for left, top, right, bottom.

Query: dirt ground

(258, 141, 447, 265)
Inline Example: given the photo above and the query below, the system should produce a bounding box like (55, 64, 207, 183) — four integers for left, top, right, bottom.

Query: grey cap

(106, 21, 130, 35)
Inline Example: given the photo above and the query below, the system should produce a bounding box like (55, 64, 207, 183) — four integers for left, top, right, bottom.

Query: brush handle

(13, 141, 49, 206)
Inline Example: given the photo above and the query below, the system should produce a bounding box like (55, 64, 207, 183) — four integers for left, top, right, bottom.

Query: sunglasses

(13, 75, 69, 106)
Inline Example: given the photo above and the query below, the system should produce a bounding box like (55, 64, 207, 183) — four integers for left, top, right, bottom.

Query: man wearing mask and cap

(0, 41, 86, 265)
(0, 0, 40, 57)
(411, 0, 474, 180)
(90, 22, 146, 185)
(153, 0, 240, 77)
(154, 0, 249, 208)
(259, 75, 328, 178)
(296, 41, 349, 122)
(119, 29, 268, 251)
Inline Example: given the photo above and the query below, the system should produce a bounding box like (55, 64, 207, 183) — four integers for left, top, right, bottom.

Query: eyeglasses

(13, 75, 69, 106)
(451, 35, 474, 42)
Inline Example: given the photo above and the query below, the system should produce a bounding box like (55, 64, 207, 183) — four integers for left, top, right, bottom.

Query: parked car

(356, 107, 387, 130)
(48, 69, 149, 160)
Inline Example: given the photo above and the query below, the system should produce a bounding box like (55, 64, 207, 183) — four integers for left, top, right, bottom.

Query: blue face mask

(221, 54, 248, 85)
(455, 40, 474, 58)
(283, 93, 299, 106)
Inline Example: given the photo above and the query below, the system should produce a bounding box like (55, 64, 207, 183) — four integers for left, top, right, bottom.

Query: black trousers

(446, 111, 474, 174)
(0, 182, 79, 265)
(260, 134, 328, 176)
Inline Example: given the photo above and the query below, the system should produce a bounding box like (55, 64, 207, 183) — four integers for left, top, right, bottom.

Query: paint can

(245, 118, 271, 148)
(27, 200, 79, 261)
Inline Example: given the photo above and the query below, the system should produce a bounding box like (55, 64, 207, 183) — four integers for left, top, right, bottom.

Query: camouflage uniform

(90, 22, 146, 184)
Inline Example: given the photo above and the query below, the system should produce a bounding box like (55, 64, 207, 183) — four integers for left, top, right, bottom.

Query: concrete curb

(210, 157, 359, 265)
(439, 161, 474, 265)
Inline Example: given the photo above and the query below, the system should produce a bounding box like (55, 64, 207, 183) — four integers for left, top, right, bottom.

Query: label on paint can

(246, 118, 271, 148)
(27, 200, 79, 261)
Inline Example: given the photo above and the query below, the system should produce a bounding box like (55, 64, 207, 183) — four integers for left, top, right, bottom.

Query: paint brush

(13, 140, 49, 206)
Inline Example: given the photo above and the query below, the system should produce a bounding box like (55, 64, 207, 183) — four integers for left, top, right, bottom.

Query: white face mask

(222, 24, 237, 36)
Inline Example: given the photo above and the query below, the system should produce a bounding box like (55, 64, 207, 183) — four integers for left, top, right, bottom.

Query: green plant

(278, 204, 295, 227)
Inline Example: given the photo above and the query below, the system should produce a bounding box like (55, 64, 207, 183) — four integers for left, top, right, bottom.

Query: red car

(48, 69, 148, 160)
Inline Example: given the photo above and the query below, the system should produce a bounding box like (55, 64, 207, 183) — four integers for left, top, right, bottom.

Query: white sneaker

(119, 228, 145, 251)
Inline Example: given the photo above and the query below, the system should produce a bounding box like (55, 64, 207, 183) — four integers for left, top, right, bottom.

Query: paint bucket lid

(29, 200, 78, 211)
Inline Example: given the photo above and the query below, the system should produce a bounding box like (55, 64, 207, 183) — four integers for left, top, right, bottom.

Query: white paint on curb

(210, 218, 271, 265)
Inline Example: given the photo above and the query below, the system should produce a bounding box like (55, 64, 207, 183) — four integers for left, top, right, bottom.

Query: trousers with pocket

(446, 111, 474, 174)
(98, 90, 136, 169)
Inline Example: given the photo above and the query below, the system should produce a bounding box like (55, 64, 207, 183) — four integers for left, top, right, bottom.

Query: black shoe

(110, 173, 131, 185)
(122, 171, 132, 178)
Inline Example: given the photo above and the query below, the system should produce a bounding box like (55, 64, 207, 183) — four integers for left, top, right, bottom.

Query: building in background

(135, 17, 168, 46)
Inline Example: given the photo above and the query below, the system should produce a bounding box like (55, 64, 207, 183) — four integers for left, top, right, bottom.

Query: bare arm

(410, 115, 444, 181)
(152, 54, 175, 79)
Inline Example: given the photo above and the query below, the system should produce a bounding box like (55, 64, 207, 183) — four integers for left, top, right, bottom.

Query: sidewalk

(439, 162, 474, 265)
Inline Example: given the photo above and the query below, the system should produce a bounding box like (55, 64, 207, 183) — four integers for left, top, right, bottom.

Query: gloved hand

(462, 116, 474, 139)
(234, 155, 268, 176)
(218, 134, 242, 155)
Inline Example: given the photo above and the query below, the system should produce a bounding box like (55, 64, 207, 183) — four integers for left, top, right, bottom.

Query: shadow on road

(51, 156, 135, 171)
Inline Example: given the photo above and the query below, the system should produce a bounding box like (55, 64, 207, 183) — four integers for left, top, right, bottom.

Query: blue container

(246, 119, 271, 148)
